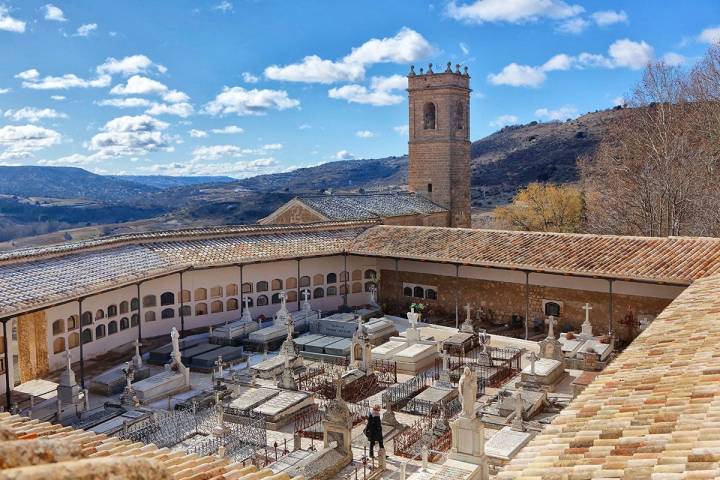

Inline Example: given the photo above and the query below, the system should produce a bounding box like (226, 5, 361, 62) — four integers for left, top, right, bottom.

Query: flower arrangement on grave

(410, 302, 425, 320)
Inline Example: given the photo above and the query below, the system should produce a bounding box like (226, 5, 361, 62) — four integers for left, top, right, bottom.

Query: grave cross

(302, 289, 311, 303)
(214, 355, 224, 378)
(583, 303, 592, 323)
(243, 296, 251, 310)
(526, 351, 539, 376)
(545, 315, 557, 338)
(464, 304, 472, 322)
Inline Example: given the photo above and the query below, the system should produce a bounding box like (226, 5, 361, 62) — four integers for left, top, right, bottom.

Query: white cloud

(193, 145, 244, 161)
(17, 68, 111, 90)
(203, 86, 300, 116)
(608, 39, 653, 69)
(43, 4, 66, 22)
(0, 88, 10, 94)
(489, 39, 653, 87)
(446, 0, 583, 24)
(38, 153, 103, 167)
(488, 63, 547, 87)
(335, 150, 355, 160)
(328, 74, 406, 106)
(265, 55, 365, 84)
(298, 124, 312, 130)
(97, 55, 166, 76)
(74, 23, 97, 37)
(211, 125, 244, 134)
(612, 96, 625, 107)
(189, 129, 208, 138)
(50, 95, 65, 100)
(459, 42, 470, 55)
(0, 5, 25, 33)
(262, 143, 283, 150)
(264, 28, 433, 84)
(89, 114, 171, 158)
(163, 90, 190, 103)
(698, 26, 720, 45)
(557, 17, 588, 34)
(110, 75, 168, 95)
(4, 107, 67, 123)
(145, 102, 194, 117)
(535, 105, 578, 120)
(393, 125, 409, 135)
(591, 10, 628, 26)
(96, 98, 152, 108)
(662, 52, 685, 67)
(242, 72, 259, 83)
(213, 1, 233, 12)
(142, 158, 279, 177)
(0, 124, 61, 160)
(489, 114, 519, 128)
(356, 130, 375, 138)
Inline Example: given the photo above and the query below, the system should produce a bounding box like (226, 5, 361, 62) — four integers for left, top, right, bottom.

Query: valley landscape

(0, 108, 621, 249)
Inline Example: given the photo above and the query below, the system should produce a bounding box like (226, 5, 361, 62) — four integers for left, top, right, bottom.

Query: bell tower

(407, 62, 471, 228)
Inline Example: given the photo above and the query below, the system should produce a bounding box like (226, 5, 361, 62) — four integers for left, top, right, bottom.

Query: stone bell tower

(407, 62, 471, 228)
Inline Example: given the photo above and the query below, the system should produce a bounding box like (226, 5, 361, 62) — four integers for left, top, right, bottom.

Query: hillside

(0, 166, 156, 202)
(107, 175, 236, 189)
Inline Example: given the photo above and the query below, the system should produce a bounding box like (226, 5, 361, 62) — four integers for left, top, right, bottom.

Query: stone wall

(17, 311, 49, 383)
(383, 212, 449, 226)
(378, 269, 674, 340)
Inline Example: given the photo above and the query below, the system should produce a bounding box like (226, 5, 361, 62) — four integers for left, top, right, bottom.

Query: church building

(264, 63, 471, 228)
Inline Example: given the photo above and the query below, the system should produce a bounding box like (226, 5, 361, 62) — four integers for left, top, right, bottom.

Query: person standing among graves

(365, 404, 384, 458)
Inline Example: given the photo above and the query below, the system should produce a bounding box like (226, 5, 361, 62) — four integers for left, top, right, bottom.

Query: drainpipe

(525, 271, 530, 340)
(136, 283, 143, 345)
(608, 279, 614, 336)
(2, 318, 10, 409)
(179, 271, 185, 338)
(455, 264, 460, 329)
(78, 298, 85, 390)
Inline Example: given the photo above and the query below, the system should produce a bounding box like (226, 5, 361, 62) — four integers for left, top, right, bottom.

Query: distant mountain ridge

(107, 175, 236, 189)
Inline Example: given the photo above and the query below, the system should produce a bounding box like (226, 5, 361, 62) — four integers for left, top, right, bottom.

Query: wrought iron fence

(381, 373, 428, 410)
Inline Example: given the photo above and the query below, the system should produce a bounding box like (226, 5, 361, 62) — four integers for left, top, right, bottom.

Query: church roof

(349, 225, 720, 284)
(498, 272, 720, 479)
(293, 192, 447, 221)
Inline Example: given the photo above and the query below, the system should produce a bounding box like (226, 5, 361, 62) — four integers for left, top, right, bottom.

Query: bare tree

(580, 46, 720, 237)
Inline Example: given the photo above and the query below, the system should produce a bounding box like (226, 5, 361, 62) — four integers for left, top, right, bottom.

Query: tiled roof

(0, 223, 368, 317)
(4, 223, 720, 318)
(296, 192, 447, 221)
(0, 412, 267, 479)
(348, 226, 720, 284)
(498, 273, 720, 479)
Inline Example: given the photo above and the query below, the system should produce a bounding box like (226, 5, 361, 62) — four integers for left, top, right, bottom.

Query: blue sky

(0, 0, 718, 178)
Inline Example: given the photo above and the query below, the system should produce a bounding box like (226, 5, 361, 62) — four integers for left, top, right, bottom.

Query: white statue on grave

(580, 303, 594, 338)
(526, 351, 539, 376)
(406, 305, 421, 343)
(545, 315, 557, 338)
(369, 285, 379, 307)
(458, 366, 478, 419)
(511, 388, 525, 432)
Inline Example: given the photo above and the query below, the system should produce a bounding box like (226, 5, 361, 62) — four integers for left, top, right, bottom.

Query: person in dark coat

(365, 404, 384, 458)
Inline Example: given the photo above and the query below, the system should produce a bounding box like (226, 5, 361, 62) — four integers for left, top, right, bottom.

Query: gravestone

(460, 304, 474, 333)
(133, 327, 191, 404)
(57, 351, 79, 405)
(449, 367, 489, 478)
(538, 316, 564, 364)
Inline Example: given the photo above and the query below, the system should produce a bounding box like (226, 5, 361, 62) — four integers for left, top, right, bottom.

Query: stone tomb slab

(394, 343, 438, 374)
(324, 338, 352, 357)
(249, 326, 287, 343)
(294, 334, 325, 351)
(148, 337, 204, 364)
(253, 390, 313, 424)
(180, 343, 222, 364)
(190, 345, 245, 369)
(371, 340, 407, 360)
(133, 370, 189, 404)
(89, 363, 150, 396)
(305, 335, 343, 354)
(315, 318, 358, 338)
(230, 387, 279, 411)
(521, 358, 564, 386)
(485, 426, 534, 462)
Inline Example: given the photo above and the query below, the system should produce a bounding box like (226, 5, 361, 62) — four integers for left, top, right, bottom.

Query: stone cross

(526, 352, 539, 376)
(302, 289, 311, 303)
(214, 355, 224, 378)
(170, 327, 181, 362)
(441, 348, 449, 371)
(243, 296, 251, 311)
(464, 304, 471, 322)
(581, 303, 594, 337)
(545, 315, 557, 338)
(407, 306, 420, 328)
